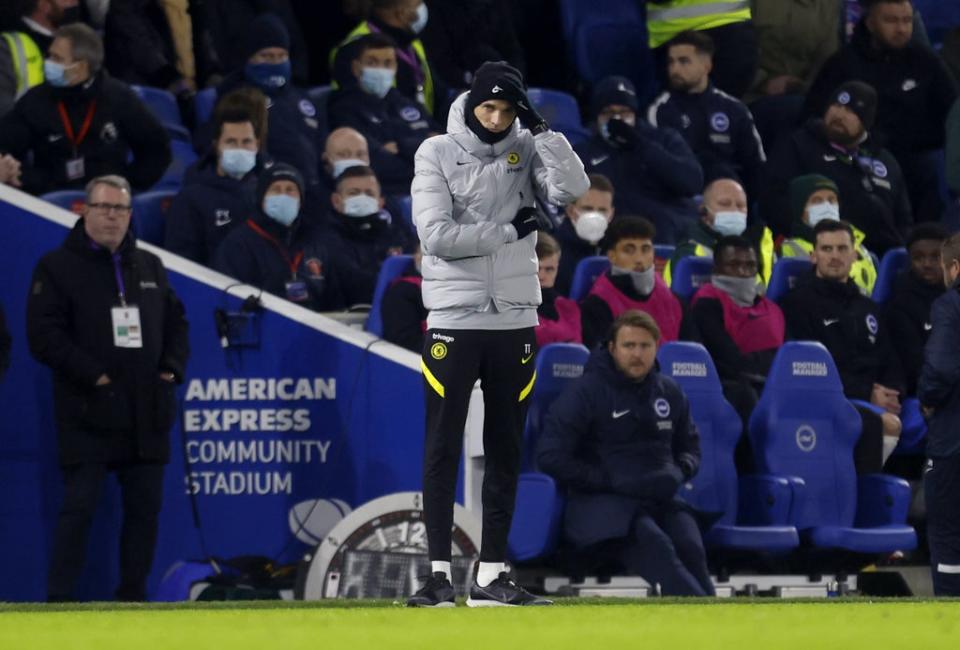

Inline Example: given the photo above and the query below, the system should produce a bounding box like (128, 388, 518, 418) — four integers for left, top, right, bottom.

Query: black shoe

(466, 572, 553, 607)
(407, 572, 456, 608)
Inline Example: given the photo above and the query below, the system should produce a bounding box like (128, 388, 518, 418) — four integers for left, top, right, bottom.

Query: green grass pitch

(1, 599, 958, 649)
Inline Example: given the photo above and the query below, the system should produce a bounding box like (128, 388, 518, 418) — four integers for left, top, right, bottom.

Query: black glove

(515, 92, 549, 135)
(677, 456, 697, 481)
(606, 118, 640, 151)
(511, 206, 540, 239)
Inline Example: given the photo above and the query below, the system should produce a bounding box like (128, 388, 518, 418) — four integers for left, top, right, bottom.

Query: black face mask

(465, 108, 512, 145)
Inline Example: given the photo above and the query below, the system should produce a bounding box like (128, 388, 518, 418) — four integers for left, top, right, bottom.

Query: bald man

(321, 125, 415, 198)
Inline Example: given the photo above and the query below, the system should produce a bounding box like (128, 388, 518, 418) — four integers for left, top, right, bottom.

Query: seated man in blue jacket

(538, 309, 714, 597)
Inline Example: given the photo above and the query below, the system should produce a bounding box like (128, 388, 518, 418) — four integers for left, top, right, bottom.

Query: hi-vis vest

(664, 226, 775, 287)
(1, 31, 43, 101)
(647, 0, 752, 49)
(329, 21, 436, 115)
(781, 227, 878, 297)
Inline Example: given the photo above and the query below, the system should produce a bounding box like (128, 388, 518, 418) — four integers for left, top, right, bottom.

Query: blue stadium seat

(131, 85, 183, 126)
(559, 0, 643, 46)
(569, 255, 610, 301)
(526, 88, 582, 130)
(509, 342, 589, 563)
(749, 342, 917, 553)
(871, 247, 907, 304)
(654, 244, 675, 261)
(132, 190, 176, 246)
(396, 195, 413, 229)
(671, 256, 714, 301)
(194, 87, 217, 126)
(153, 139, 199, 190)
(660, 342, 800, 553)
(40, 190, 86, 215)
(767, 258, 812, 303)
(366, 254, 414, 337)
(912, 0, 960, 45)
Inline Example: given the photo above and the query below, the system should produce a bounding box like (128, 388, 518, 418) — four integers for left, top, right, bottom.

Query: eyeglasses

(88, 203, 132, 215)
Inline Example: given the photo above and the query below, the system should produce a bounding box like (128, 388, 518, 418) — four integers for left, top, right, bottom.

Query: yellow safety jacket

(647, 0, 753, 49)
(664, 226, 775, 287)
(780, 226, 878, 297)
(1, 31, 43, 101)
(329, 21, 436, 115)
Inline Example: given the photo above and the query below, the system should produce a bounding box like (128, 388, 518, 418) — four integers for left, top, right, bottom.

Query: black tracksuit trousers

(420, 327, 537, 562)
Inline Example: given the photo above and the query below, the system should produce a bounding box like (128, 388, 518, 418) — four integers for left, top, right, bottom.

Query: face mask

(331, 158, 366, 178)
(573, 211, 608, 244)
(410, 2, 429, 33)
(263, 194, 300, 226)
(712, 210, 747, 236)
(44, 59, 73, 87)
(611, 264, 656, 296)
(599, 115, 636, 141)
(342, 194, 380, 218)
(807, 202, 840, 228)
(360, 66, 395, 99)
(220, 148, 257, 178)
(711, 274, 760, 307)
(244, 61, 291, 92)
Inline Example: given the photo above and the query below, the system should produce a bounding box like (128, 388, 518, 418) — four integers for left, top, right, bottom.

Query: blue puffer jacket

(918, 280, 960, 458)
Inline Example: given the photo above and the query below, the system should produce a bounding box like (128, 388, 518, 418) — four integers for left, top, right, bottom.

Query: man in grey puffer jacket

(407, 61, 589, 607)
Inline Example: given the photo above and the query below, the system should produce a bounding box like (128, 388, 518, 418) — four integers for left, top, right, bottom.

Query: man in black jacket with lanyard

(0, 22, 171, 195)
(27, 174, 190, 601)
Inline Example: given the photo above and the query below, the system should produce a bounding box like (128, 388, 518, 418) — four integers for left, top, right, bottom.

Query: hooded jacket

(412, 92, 589, 330)
(918, 280, 960, 458)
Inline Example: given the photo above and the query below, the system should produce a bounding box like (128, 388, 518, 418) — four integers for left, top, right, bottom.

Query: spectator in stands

(164, 104, 263, 266)
(26, 174, 190, 601)
(0, 23, 171, 195)
(762, 81, 911, 255)
(887, 224, 947, 396)
(781, 219, 903, 473)
(207, 15, 322, 188)
(554, 173, 615, 297)
(580, 216, 683, 350)
(214, 163, 354, 310)
(0, 0, 81, 117)
(328, 33, 440, 195)
(576, 76, 702, 246)
(667, 178, 773, 286)
(536, 231, 581, 347)
(648, 31, 766, 199)
(918, 232, 960, 598)
(689, 236, 784, 470)
(332, 0, 443, 117)
(103, 0, 221, 102)
(0, 153, 21, 186)
(780, 174, 878, 296)
(0, 302, 9, 381)
(538, 309, 714, 597)
(322, 127, 370, 184)
(804, 0, 957, 224)
(325, 164, 415, 304)
(419, 0, 524, 88)
(646, 0, 756, 99)
(381, 242, 425, 352)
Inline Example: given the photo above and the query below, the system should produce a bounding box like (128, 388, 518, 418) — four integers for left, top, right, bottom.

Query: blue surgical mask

(244, 60, 291, 92)
(44, 59, 72, 87)
(220, 148, 257, 178)
(807, 202, 840, 228)
(332, 158, 366, 178)
(712, 210, 747, 236)
(263, 194, 300, 226)
(410, 2, 429, 33)
(360, 67, 395, 99)
(342, 194, 380, 218)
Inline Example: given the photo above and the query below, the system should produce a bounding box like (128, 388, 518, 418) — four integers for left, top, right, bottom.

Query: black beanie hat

(591, 76, 638, 117)
(789, 174, 838, 224)
(830, 81, 878, 130)
(466, 61, 525, 113)
(257, 162, 304, 207)
(245, 14, 290, 61)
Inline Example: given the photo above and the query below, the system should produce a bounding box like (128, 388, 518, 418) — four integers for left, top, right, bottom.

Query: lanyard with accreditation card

(108, 250, 143, 348)
(57, 99, 97, 181)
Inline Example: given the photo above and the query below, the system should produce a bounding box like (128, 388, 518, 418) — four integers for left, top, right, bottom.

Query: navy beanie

(245, 14, 291, 61)
(257, 162, 304, 206)
(591, 76, 638, 117)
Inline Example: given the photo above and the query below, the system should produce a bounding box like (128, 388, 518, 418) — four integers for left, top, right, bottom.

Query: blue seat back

(132, 190, 176, 245)
(526, 87, 582, 131)
(659, 342, 741, 525)
(396, 195, 413, 229)
(40, 190, 86, 215)
(194, 87, 217, 126)
(767, 258, 812, 303)
(153, 140, 199, 191)
(654, 244, 675, 261)
(366, 255, 414, 337)
(559, 0, 643, 45)
(574, 23, 657, 106)
(521, 343, 590, 471)
(912, 0, 960, 45)
(871, 247, 907, 304)
(748, 342, 861, 529)
(569, 255, 610, 301)
(131, 85, 183, 126)
(671, 256, 714, 300)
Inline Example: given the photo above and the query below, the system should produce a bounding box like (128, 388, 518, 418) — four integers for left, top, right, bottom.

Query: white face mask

(807, 202, 840, 227)
(342, 194, 380, 218)
(712, 210, 747, 236)
(573, 210, 609, 244)
(331, 158, 366, 179)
